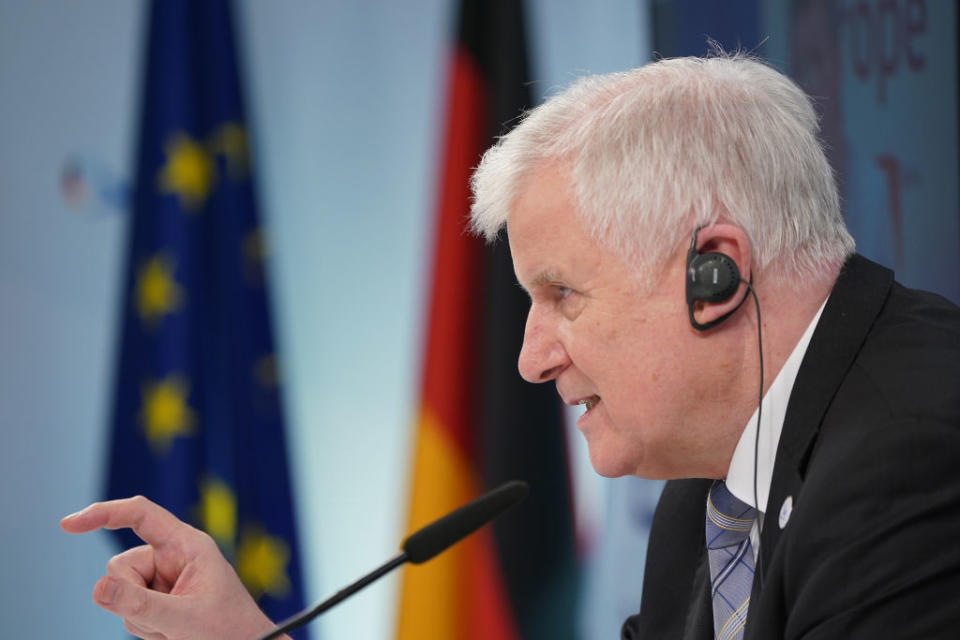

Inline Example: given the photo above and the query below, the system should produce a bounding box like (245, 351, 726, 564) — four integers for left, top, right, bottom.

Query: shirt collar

(725, 298, 828, 513)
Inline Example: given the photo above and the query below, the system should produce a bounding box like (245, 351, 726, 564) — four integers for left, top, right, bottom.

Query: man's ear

(688, 223, 753, 328)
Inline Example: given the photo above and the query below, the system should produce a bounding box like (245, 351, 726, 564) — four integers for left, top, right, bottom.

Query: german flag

(395, 1, 578, 638)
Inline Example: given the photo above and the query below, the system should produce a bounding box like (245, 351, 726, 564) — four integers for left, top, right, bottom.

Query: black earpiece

(685, 226, 748, 331)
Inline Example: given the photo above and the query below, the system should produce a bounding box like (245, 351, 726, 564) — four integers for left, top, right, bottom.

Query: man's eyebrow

(516, 269, 566, 298)
(529, 269, 565, 290)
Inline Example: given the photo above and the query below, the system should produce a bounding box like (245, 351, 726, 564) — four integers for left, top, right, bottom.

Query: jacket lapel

(757, 254, 893, 575)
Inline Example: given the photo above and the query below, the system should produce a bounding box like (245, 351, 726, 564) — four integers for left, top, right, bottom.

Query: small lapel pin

(778, 496, 793, 529)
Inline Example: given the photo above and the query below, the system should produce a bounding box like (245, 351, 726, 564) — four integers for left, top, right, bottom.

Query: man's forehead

(507, 218, 589, 296)
(505, 175, 575, 245)
(504, 162, 593, 284)
(505, 217, 564, 284)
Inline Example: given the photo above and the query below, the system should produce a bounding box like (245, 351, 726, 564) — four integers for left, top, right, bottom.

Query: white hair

(470, 53, 854, 285)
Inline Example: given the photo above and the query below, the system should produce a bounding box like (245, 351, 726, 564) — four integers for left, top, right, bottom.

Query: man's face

(507, 165, 723, 479)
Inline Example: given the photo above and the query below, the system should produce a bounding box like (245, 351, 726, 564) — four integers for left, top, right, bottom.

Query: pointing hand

(61, 495, 285, 640)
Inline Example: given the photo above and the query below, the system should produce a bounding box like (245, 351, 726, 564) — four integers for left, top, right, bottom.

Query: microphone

(255, 480, 529, 640)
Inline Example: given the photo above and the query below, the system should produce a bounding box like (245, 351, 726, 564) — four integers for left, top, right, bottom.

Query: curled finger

(93, 574, 182, 633)
(123, 618, 165, 640)
(106, 545, 154, 589)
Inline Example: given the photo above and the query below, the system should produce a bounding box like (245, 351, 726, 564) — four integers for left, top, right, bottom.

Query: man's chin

(586, 438, 642, 478)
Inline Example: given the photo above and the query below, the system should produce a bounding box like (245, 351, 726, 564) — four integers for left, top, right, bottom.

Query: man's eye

(556, 286, 573, 300)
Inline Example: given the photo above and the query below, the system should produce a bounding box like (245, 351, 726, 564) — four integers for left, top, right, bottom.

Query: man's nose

(517, 310, 569, 383)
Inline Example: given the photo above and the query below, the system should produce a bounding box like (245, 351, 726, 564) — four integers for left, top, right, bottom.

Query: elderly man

(64, 54, 960, 639)
(470, 54, 960, 638)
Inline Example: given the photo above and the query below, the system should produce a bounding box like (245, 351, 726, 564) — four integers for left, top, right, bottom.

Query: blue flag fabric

(105, 1, 309, 635)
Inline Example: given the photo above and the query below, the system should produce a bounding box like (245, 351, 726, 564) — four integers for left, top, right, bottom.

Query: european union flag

(105, 2, 309, 636)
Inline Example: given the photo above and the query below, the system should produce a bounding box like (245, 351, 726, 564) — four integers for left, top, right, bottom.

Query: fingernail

(64, 504, 91, 519)
(99, 577, 119, 605)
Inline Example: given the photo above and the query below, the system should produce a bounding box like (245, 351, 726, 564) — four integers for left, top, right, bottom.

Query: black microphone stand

(256, 552, 408, 640)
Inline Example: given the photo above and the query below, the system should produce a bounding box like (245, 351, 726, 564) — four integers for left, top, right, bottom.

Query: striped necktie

(705, 481, 756, 640)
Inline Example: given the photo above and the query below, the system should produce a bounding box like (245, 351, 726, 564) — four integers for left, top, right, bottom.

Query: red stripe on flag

(420, 46, 489, 460)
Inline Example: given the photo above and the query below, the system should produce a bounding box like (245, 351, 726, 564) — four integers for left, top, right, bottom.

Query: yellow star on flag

(157, 131, 215, 211)
(139, 375, 196, 454)
(135, 253, 183, 328)
(208, 122, 250, 180)
(236, 525, 292, 600)
(196, 476, 237, 551)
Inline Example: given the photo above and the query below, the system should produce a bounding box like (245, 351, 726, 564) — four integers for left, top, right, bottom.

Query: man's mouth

(576, 395, 600, 412)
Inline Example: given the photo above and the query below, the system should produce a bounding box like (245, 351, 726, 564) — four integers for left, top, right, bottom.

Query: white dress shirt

(725, 299, 828, 558)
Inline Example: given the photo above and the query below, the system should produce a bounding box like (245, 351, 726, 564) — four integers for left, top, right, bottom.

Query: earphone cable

(743, 280, 764, 589)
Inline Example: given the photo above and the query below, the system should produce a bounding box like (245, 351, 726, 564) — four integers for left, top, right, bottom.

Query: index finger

(60, 496, 187, 548)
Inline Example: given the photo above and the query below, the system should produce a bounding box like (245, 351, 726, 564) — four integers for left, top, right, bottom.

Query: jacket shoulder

(623, 479, 712, 640)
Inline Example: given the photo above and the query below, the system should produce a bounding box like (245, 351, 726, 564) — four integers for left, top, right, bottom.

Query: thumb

(93, 575, 183, 632)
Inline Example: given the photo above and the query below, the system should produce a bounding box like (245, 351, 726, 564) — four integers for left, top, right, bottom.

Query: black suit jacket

(623, 255, 960, 639)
